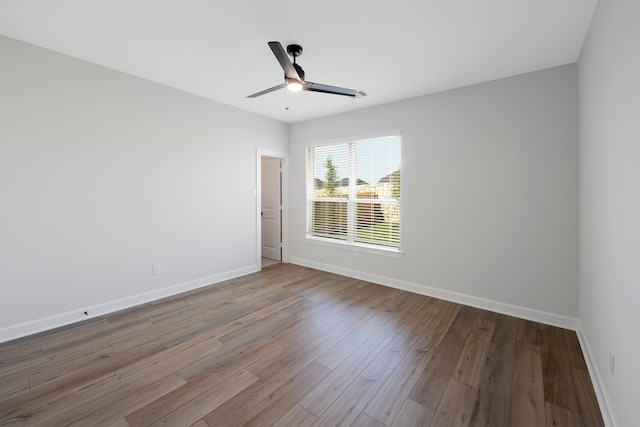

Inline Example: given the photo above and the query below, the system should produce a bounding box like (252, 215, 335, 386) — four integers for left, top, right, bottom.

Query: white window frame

(305, 132, 402, 258)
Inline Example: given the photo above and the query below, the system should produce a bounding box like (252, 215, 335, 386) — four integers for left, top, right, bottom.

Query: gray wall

(289, 65, 579, 324)
(578, 0, 640, 425)
(0, 35, 288, 341)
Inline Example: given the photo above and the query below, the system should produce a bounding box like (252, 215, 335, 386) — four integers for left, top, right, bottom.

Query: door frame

(256, 148, 288, 269)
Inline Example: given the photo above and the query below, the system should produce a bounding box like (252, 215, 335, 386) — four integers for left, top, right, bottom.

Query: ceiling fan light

(286, 78, 303, 92)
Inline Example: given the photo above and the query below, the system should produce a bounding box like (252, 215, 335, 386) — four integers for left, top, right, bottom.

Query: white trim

(575, 321, 618, 427)
(305, 133, 402, 254)
(0, 264, 259, 344)
(289, 256, 578, 330)
(305, 236, 403, 258)
(256, 148, 289, 267)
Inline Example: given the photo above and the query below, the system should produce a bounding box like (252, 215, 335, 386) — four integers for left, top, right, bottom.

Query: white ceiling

(0, 0, 598, 124)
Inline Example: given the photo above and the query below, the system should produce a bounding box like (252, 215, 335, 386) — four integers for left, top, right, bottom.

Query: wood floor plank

(0, 264, 604, 427)
(31, 340, 165, 391)
(125, 368, 244, 426)
(299, 317, 398, 416)
(152, 317, 208, 346)
(391, 398, 434, 427)
(0, 341, 43, 365)
(564, 330, 588, 371)
(325, 290, 400, 340)
(517, 318, 541, 345)
(571, 367, 605, 427)
(201, 362, 324, 427)
(470, 359, 513, 427)
(323, 283, 389, 317)
(351, 413, 388, 427)
(272, 404, 317, 427)
(233, 362, 331, 427)
(245, 332, 338, 382)
(279, 271, 335, 296)
(468, 315, 517, 427)
(115, 333, 223, 383)
(429, 379, 479, 427)
(363, 302, 462, 425)
(217, 311, 301, 347)
(0, 378, 30, 401)
(205, 292, 304, 337)
(545, 401, 584, 427)
(107, 418, 131, 427)
(107, 298, 193, 326)
(486, 314, 518, 364)
(315, 311, 389, 370)
(511, 341, 546, 427)
(194, 297, 274, 329)
(211, 326, 327, 383)
(65, 373, 187, 427)
(300, 276, 360, 303)
(36, 319, 113, 352)
(0, 341, 165, 425)
(540, 326, 581, 413)
(127, 369, 258, 427)
(408, 326, 470, 410)
(176, 318, 325, 382)
(316, 290, 422, 371)
(0, 373, 121, 425)
(374, 297, 443, 369)
(452, 305, 490, 331)
(452, 318, 496, 388)
(102, 319, 157, 350)
(296, 281, 373, 328)
(201, 335, 337, 426)
(0, 338, 112, 391)
(312, 361, 392, 427)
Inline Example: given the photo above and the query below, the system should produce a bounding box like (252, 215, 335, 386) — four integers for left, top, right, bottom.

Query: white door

(261, 157, 281, 261)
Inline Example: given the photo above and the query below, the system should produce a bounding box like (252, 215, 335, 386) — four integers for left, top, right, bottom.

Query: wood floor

(0, 264, 604, 427)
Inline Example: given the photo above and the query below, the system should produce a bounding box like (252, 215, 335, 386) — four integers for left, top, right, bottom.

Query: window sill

(305, 236, 404, 258)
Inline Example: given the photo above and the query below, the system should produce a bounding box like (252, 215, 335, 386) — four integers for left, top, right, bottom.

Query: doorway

(261, 156, 281, 263)
(257, 149, 288, 269)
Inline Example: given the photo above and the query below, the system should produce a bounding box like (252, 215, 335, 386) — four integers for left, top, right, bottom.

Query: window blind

(306, 134, 401, 250)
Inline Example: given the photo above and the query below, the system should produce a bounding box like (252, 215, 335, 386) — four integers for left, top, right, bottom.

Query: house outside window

(305, 133, 401, 253)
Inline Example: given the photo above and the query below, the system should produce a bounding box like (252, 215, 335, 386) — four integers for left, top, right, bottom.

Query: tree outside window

(323, 157, 339, 196)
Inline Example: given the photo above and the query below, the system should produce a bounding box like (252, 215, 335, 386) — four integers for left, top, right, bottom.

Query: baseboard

(289, 256, 578, 330)
(575, 321, 618, 427)
(0, 264, 260, 344)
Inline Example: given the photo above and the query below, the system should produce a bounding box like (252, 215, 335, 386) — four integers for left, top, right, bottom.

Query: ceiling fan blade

(303, 81, 357, 97)
(246, 83, 286, 98)
(268, 41, 301, 81)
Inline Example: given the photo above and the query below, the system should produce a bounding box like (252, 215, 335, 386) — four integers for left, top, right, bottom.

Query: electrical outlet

(609, 352, 615, 376)
(152, 264, 162, 275)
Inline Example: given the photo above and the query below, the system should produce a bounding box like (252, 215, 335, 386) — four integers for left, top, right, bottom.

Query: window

(306, 134, 401, 252)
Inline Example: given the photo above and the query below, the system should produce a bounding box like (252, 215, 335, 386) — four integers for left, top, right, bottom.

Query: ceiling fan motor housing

(286, 44, 303, 58)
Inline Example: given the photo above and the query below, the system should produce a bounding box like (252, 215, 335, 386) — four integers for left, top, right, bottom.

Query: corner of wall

(575, 320, 618, 427)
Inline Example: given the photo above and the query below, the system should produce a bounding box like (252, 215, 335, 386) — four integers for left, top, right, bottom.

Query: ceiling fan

(246, 41, 361, 99)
